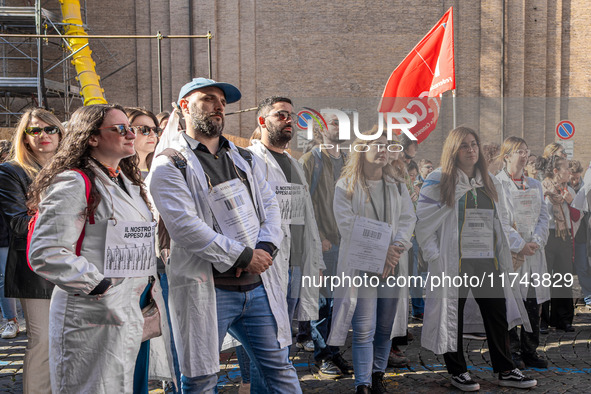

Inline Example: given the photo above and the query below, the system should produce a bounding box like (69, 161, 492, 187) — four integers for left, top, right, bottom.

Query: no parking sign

(556, 120, 575, 140)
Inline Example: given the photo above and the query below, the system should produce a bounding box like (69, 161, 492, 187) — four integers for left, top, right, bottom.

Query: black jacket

(0, 162, 54, 299)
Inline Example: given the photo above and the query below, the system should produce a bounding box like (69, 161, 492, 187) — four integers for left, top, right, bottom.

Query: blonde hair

(340, 131, 396, 199)
(439, 126, 498, 207)
(11, 108, 63, 179)
(498, 136, 527, 167)
(542, 142, 563, 159)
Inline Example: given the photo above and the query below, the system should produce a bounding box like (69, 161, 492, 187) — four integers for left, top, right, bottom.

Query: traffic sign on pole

(556, 120, 575, 140)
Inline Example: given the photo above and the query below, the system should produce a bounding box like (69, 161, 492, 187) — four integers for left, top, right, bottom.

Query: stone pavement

(216, 304, 591, 393)
(0, 305, 590, 393)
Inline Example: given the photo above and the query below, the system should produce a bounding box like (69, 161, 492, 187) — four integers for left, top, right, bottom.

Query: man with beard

(299, 112, 353, 378)
(148, 79, 301, 393)
(242, 97, 325, 391)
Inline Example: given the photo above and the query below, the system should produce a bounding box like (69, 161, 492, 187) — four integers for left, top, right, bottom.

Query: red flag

(379, 7, 455, 143)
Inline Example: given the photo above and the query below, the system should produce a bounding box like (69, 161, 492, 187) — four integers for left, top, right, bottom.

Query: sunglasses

(24, 126, 60, 136)
(265, 111, 298, 122)
(98, 124, 135, 136)
(131, 125, 162, 137)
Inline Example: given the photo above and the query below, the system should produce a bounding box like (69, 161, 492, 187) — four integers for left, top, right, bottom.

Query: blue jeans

(286, 266, 302, 326)
(133, 282, 151, 394)
(181, 285, 301, 394)
(409, 236, 425, 316)
(311, 245, 340, 361)
(574, 242, 591, 304)
(351, 284, 398, 388)
(237, 266, 303, 394)
(160, 273, 182, 393)
(0, 247, 17, 320)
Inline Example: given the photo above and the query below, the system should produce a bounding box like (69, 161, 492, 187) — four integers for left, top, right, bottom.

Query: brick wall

(6, 1, 591, 167)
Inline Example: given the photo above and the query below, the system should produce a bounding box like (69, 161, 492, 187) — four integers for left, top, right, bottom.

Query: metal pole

(0, 34, 211, 39)
(207, 31, 212, 79)
(157, 31, 163, 113)
(45, 43, 89, 73)
(452, 89, 457, 129)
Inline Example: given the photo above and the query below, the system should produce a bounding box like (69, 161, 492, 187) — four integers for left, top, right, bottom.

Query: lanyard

(368, 178, 387, 222)
(469, 188, 478, 209)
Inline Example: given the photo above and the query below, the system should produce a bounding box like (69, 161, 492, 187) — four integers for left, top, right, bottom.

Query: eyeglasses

(327, 119, 339, 126)
(459, 141, 479, 152)
(24, 126, 60, 136)
(514, 149, 531, 157)
(97, 124, 135, 136)
(131, 125, 162, 137)
(423, 165, 433, 169)
(265, 111, 297, 122)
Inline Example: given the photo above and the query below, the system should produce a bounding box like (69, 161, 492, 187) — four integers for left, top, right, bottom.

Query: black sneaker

(371, 371, 388, 394)
(540, 322, 549, 335)
(450, 372, 480, 392)
(331, 353, 354, 375)
(316, 359, 343, 379)
(523, 353, 548, 369)
(511, 352, 525, 369)
(498, 368, 537, 389)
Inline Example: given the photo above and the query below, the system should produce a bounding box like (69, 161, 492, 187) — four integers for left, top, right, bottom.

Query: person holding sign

(27, 104, 172, 393)
(495, 137, 550, 369)
(148, 78, 300, 393)
(328, 132, 415, 393)
(246, 96, 325, 393)
(416, 127, 536, 391)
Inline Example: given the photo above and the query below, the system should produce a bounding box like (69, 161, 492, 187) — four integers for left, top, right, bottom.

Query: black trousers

(444, 260, 515, 375)
(509, 285, 540, 357)
(541, 230, 574, 328)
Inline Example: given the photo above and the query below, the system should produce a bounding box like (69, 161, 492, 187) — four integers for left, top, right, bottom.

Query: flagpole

(451, 89, 456, 129)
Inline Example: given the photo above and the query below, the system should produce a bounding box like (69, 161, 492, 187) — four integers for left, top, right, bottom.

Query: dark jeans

(443, 260, 514, 375)
(509, 286, 540, 357)
(541, 230, 574, 328)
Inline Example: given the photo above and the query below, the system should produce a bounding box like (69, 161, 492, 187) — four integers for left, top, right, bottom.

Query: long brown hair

(440, 126, 498, 207)
(27, 104, 150, 217)
(11, 108, 64, 179)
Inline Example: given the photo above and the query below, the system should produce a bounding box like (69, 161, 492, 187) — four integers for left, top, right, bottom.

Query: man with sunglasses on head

(299, 111, 354, 378)
(147, 78, 301, 393)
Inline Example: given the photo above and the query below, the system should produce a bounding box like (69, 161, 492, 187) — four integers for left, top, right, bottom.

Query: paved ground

(1, 304, 590, 393)
(216, 303, 591, 393)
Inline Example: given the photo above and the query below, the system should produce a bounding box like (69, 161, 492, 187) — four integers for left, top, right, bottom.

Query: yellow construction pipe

(59, 0, 107, 105)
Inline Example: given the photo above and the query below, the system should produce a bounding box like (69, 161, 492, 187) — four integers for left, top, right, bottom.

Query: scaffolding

(0, 1, 84, 126)
(0, 1, 213, 126)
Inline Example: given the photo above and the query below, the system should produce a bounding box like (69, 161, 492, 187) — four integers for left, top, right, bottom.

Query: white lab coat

(147, 134, 286, 377)
(416, 168, 531, 355)
(495, 170, 550, 303)
(327, 175, 415, 346)
(248, 140, 325, 321)
(28, 167, 173, 393)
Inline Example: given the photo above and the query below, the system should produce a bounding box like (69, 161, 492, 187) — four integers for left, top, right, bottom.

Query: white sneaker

(1, 321, 18, 339)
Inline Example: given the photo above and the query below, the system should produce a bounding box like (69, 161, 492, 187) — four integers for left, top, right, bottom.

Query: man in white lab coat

(148, 78, 301, 393)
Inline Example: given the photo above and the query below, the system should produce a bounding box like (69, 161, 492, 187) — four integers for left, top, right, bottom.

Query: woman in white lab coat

(495, 137, 550, 369)
(416, 127, 536, 392)
(328, 133, 415, 393)
(27, 104, 170, 393)
(537, 151, 580, 333)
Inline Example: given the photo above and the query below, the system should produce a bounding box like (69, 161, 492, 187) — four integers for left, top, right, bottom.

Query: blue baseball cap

(177, 78, 241, 105)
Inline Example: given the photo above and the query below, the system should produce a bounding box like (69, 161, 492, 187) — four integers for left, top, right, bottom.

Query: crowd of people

(0, 77, 589, 393)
